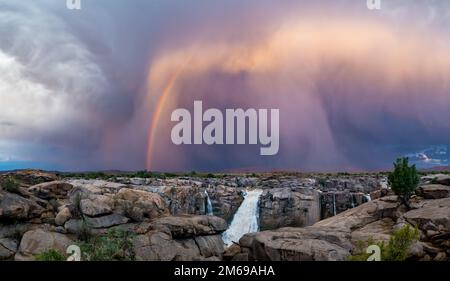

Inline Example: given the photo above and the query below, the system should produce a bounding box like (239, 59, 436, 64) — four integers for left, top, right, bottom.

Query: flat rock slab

(151, 215, 227, 239)
(315, 199, 398, 231)
(0, 238, 18, 260)
(0, 191, 44, 220)
(28, 181, 73, 200)
(133, 230, 224, 261)
(85, 213, 130, 228)
(404, 199, 450, 231)
(434, 175, 450, 186)
(351, 218, 395, 243)
(239, 226, 352, 261)
(417, 184, 450, 199)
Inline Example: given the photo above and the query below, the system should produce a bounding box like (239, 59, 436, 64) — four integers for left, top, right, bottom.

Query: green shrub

(348, 239, 375, 261)
(79, 229, 134, 261)
(1, 177, 20, 194)
(164, 173, 178, 178)
(76, 218, 93, 242)
(380, 224, 420, 261)
(388, 157, 419, 209)
(349, 225, 420, 261)
(135, 170, 151, 178)
(35, 249, 66, 261)
(72, 193, 83, 218)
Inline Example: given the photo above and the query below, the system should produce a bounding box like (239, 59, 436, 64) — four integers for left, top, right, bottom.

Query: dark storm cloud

(1, 0, 450, 171)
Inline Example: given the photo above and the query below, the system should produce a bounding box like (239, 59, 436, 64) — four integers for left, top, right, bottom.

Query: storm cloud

(1, 0, 450, 172)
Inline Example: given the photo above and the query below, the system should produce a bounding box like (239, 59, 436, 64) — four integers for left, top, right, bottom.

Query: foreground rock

(2, 170, 57, 186)
(0, 238, 18, 260)
(150, 215, 227, 238)
(432, 175, 450, 186)
(228, 185, 450, 261)
(417, 184, 450, 199)
(114, 188, 169, 221)
(235, 226, 352, 261)
(28, 181, 73, 200)
(404, 198, 450, 231)
(133, 215, 227, 261)
(2, 170, 449, 261)
(0, 191, 45, 220)
(1, 171, 233, 261)
(15, 229, 73, 261)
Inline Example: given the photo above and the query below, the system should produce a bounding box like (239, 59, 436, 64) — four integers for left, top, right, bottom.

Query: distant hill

(422, 166, 450, 172)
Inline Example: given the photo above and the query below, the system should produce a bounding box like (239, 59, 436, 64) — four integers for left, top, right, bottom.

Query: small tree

(388, 157, 419, 209)
(348, 225, 420, 261)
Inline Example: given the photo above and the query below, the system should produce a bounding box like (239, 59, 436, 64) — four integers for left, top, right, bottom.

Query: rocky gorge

(0, 170, 449, 261)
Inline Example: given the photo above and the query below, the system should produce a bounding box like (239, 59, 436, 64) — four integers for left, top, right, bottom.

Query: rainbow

(145, 57, 192, 171)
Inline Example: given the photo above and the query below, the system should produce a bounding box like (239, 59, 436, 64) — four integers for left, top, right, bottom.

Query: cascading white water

(380, 178, 389, 189)
(332, 193, 337, 216)
(222, 189, 263, 247)
(205, 191, 214, 216)
(351, 194, 355, 208)
(364, 194, 372, 202)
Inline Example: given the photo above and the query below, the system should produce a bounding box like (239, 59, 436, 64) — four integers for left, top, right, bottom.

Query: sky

(1, 0, 450, 172)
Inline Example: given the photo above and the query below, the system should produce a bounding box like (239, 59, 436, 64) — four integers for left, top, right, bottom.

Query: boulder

(434, 252, 447, 261)
(370, 189, 392, 200)
(55, 207, 72, 226)
(223, 244, 241, 261)
(0, 191, 45, 220)
(417, 184, 450, 199)
(0, 238, 18, 260)
(238, 226, 352, 261)
(422, 242, 441, 254)
(28, 181, 73, 200)
(259, 188, 321, 230)
(4, 170, 57, 185)
(433, 175, 450, 186)
(403, 198, 450, 231)
(408, 242, 425, 258)
(68, 186, 101, 200)
(133, 230, 213, 261)
(114, 188, 169, 221)
(0, 223, 34, 240)
(85, 213, 130, 229)
(150, 215, 227, 239)
(80, 195, 112, 217)
(67, 179, 124, 194)
(174, 239, 203, 261)
(194, 235, 224, 258)
(133, 231, 179, 261)
(162, 186, 207, 215)
(315, 197, 399, 231)
(64, 213, 130, 233)
(15, 229, 73, 261)
(64, 219, 84, 234)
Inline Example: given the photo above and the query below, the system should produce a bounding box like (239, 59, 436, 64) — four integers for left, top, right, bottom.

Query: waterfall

(364, 194, 372, 203)
(332, 193, 337, 216)
(205, 191, 214, 216)
(351, 194, 355, 208)
(222, 189, 263, 247)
